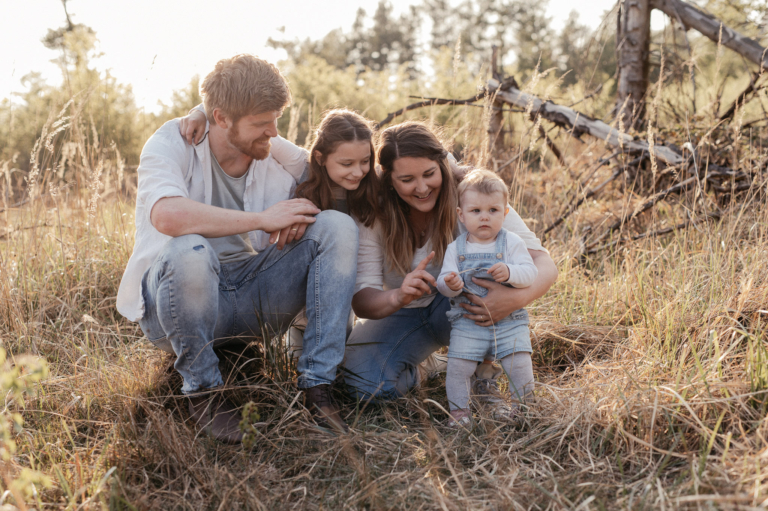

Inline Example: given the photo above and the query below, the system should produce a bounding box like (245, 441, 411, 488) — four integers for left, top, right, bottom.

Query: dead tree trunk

(487, 46, 505, 166)
(616, 0, 652, 130)
(652, 0, 768, 69)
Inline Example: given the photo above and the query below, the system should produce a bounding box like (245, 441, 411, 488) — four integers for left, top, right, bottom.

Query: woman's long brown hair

(376, 121, 458, 276)
(295, 109, 378, 227)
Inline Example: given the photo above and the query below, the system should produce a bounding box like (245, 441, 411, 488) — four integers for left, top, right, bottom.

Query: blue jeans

(343, 294, 451, 400)
(138, 210, 358, 394)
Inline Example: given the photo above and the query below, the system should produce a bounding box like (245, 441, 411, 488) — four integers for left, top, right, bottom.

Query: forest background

(3, 0, 768, 509)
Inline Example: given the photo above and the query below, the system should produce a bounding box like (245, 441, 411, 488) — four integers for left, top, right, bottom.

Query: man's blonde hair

(201, 54, 291, 124)
(457, 169, 509, 206)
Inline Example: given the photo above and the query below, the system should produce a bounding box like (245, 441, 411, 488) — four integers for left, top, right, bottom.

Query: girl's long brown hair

(376, 121, 458, 276)
(295, 109, 378, 227)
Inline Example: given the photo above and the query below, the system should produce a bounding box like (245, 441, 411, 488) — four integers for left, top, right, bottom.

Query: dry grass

(4, 66, 768, 510)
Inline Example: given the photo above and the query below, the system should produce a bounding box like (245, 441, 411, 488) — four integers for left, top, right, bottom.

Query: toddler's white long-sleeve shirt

(436, 230, 538, 297)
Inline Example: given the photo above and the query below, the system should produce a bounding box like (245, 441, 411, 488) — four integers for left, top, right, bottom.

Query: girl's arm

(178, 104, 309, 183)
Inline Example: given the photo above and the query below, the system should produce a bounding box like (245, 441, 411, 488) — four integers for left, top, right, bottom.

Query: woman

(344, 122, 558, 400)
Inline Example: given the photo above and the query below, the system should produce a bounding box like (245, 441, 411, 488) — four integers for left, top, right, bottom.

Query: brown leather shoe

(303, 384, 349, 434)
(188, 393, 244, 444)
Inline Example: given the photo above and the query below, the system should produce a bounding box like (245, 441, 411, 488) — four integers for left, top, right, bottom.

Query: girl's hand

(394, 251, 436, 307)
(179, 109, 208, 145)
(444, 272, 464, 291)
(488, 263, 510, 283)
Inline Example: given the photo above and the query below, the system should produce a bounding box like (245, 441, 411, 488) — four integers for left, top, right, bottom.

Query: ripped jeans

(138, 210, 359, 394)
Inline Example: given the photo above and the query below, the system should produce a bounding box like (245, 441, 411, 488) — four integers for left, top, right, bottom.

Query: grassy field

(3, 86, 768, 510)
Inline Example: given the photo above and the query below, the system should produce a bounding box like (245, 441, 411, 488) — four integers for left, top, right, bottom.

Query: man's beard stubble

(228, 122, 271, 161)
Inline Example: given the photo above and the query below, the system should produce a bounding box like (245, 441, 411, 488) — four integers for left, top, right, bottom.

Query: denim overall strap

(494, 228, 507, 263)
(455, 231, 470, 275)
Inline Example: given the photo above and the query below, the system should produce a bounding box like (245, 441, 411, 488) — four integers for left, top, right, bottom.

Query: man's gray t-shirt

(206, 155, 257, 264)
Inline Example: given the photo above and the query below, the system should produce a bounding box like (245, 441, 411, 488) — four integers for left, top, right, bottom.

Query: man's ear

(505, 206, 510, 216)
(211, 108, 231, 129)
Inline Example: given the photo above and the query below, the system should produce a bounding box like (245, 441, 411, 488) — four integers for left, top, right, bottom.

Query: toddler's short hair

(457, 169, 509, 206)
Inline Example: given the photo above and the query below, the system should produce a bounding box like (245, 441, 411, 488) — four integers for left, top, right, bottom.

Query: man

(117, 54, 358, 442)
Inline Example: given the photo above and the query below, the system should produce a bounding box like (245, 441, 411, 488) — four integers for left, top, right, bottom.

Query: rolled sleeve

(136, 130, 190, 227)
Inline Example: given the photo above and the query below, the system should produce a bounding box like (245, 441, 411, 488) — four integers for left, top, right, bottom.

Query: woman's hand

(460, 278, 529, 326)
(179, 109, 208, 145)
(393, 251, 436, 308)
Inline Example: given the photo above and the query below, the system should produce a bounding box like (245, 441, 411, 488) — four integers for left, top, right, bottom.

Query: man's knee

(154, 235, 220, 294)
(159, 235, 219, 273)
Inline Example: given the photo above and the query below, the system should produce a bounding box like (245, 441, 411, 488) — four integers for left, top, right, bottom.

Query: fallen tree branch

(584, 212, 721, 255)
(584, 174, 698, 251)
(538, 125, 566, 166)
(652, 0, 768, 70)
(719, 72, 764, 121)
(542, 153, 649, 238)
(487, 79, 685, 165)
(376, 93, 486, 129)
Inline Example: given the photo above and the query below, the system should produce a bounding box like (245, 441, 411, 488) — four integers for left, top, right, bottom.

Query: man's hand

(444, 272, 464, 292)
(260, 199, 320, 249)
(179, 109, 208, 145)
(488, 263, 510, 283)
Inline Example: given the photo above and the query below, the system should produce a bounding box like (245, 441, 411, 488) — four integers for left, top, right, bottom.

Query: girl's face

(390, 157, 443, 214)
(317, 141, 371, 191)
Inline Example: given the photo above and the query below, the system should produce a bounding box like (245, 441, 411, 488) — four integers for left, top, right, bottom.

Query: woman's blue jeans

(138, 210, 358, 394)
(343, 294, 451, 401)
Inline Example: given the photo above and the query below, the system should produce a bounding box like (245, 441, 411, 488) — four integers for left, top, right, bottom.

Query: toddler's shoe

(446, 408, 472, 429)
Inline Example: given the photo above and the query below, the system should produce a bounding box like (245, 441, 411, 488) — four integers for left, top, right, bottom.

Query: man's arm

(460, 249, 558, 326)
(151, 196, 320, 246)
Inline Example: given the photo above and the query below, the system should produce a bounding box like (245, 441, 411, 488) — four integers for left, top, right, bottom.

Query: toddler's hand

(488, 263, 509, 283)
(444, 272, 464, 292)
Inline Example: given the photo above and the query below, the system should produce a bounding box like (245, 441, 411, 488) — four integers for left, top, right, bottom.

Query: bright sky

(1, 0, 647, 114)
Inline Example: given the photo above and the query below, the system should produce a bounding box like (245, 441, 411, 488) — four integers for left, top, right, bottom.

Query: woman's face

(390, 156, 443, 213)
(317, 141, 371, 191)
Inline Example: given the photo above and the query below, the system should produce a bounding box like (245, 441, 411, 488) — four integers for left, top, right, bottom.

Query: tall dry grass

(2, 56, 768, 510)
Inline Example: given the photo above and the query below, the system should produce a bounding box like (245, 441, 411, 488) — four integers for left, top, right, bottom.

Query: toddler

(436, 169, 538, 426)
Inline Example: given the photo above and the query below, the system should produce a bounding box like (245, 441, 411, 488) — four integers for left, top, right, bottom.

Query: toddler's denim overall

(446, 228, 532, 361)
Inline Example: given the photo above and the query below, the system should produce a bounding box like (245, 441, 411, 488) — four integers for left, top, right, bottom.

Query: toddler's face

(457, 190, 508, 243)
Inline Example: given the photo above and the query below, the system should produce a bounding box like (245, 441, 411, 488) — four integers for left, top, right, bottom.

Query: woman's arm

(459, 249, 557, 326)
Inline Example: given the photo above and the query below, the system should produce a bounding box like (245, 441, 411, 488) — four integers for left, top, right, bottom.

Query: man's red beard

(228, 122, 271, 161)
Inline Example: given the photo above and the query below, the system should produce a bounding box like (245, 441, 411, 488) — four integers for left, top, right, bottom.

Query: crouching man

(116, 54, 358, 442)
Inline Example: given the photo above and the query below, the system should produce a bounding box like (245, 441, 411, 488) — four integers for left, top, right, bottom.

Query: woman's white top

(355, 207, 547, 309)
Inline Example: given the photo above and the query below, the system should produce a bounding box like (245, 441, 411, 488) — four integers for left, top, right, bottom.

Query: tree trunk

(487, 46, 505, 165)
(652, 0, 768, 69)
(616, 0, 652, 131)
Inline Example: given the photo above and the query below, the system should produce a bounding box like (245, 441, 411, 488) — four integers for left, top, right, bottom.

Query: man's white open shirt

(116, 119, 307, 322)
